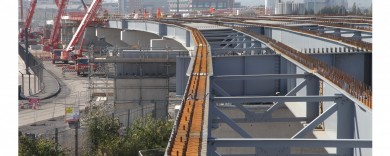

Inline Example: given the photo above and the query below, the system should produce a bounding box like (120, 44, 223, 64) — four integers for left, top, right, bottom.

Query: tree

(352, 2, 357, 15)
(19, 132, 68, 156)
(357, 7, 362, 15)
(370, 3, 372, 16)
(82, 106, 173, 156)
(82, 106, 121, 155)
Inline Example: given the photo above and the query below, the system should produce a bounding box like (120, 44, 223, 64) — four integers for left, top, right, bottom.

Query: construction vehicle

(51, 49, 65, 64)
(61, 0, 103, 63)
(43, 0, 69, 53)
(45, 0, 69, 63)
(75, 56, 97, 76)
(19, 0, 37, 43)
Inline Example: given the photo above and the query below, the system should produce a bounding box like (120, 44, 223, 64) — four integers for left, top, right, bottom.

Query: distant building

(102, 2, 119, 14)
(168, 0, 235, 13)
(275, 1, 305, 15)
(168, 0, 191, 12)
(191, 0, 235, 11)
(304, 0, 348, 14)
(254, 6, 266, 15)
(233, 2, 241, 8)
(292, 3, 305, 14)
(142, 0, 169, 13)
(119, 0, 169, 14)
(265, 0, 279, 15)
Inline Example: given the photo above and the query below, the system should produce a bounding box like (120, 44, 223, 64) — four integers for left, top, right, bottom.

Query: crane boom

(61, 0, 102, 60)
(19, 0, 37, 40)
(49, 0, 69, 49)
(20, 0, 23, 21)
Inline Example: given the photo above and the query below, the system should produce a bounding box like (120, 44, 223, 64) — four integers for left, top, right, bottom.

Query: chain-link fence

(22, 101, 170, 155)
(113, 102, 169, 128)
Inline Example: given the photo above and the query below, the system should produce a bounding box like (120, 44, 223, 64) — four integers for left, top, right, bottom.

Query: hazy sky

(236, 0, 372, 8)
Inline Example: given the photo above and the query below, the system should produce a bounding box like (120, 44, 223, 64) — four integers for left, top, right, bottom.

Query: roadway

(18, 50, 89, 127)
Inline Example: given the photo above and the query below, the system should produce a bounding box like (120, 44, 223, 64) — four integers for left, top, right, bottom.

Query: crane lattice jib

(49, 0, 69, 49)
(19, 0, 37, 39)
(61, 0, 102, 60)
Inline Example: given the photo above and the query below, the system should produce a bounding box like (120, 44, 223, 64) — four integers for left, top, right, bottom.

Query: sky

(236, 0, 372, 8)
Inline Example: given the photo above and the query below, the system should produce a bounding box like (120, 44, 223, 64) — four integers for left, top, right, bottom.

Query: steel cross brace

(291, 103, 339, 138)
(212, 80, 309, 121)
(212, 47, 269, 52)
(212, 95, 341, 103)
(211, 104, 253, 138)
(208, 138, 372, 148)
(213, 74, 309, 81)
(266, 79, 308, 113)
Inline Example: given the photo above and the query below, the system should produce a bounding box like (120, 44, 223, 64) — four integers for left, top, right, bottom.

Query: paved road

(19, 55, 89, 127)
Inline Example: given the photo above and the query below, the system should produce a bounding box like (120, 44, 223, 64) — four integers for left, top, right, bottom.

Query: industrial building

(168, 0, 191, 12)
(275, 1, 305, 15)
(265, 0, 277, 15)
(267, 0, 348, 15)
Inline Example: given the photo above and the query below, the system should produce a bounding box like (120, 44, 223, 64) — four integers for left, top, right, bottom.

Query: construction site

(17, 0, 373, 155)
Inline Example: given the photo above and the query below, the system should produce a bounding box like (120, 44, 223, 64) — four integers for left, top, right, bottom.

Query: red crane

(20, 0, 23, 21)
(157, 8, 161, 19)
(48, 0, 69, 50)
(61, 0, 103, 61)
(19, 0, 37, 40)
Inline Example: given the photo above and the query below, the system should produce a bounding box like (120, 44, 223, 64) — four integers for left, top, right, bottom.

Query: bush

(82, 106, 173, 155)
(19, 132, 68, 156)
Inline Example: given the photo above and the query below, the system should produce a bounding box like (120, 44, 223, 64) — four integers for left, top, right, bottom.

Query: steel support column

(336, 95, 355, 156)
(306, 75, 320, 122)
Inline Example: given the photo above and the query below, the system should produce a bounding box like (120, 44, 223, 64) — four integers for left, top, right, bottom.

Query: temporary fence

(19, 44, 45, 97)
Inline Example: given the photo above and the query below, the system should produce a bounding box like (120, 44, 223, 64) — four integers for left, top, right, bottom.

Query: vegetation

(305, 3, 372, 16)
(318, 6, 348, 15)
(19, 132, 68, 156)
(82, 106, 173, 156)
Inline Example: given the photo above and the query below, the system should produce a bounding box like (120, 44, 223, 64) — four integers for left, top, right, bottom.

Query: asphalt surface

(18, 53, 89, 127)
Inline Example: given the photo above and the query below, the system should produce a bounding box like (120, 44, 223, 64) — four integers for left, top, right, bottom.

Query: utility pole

(20, 0, 23, 21)
(177, 0, 179, 13)
(25, 28, 31, 95)
(75, 122, 79, 156)
(55, 128, 58, 151)
(25, 28, 29, 74)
